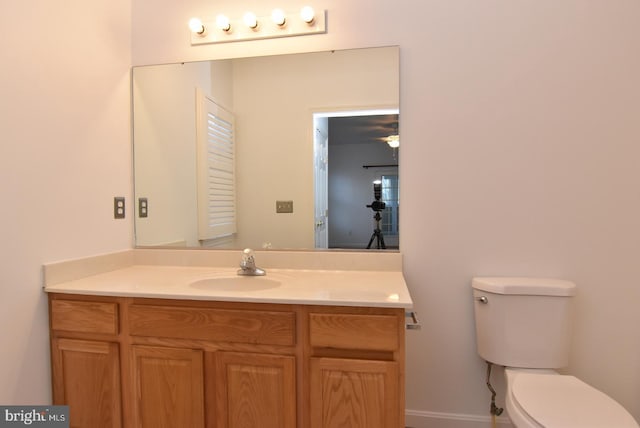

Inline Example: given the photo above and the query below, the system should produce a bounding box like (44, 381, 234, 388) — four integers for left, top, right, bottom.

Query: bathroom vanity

(44, 249, 413, 428)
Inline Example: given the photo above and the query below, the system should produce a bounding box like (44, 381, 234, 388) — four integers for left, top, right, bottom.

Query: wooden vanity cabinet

(306, 307, 405, 428)
(48, 294, 405, 428)
(214, 351, 296, 428)
(127, 300, 297, 428)
(49, 297, 122, 428)
(130, 345, 205, 428)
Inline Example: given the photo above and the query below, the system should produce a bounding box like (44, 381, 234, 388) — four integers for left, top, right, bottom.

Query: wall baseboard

(405, 409, 513, 428)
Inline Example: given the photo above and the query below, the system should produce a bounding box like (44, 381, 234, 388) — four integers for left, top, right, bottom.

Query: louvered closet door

(196, 88, 236, 241)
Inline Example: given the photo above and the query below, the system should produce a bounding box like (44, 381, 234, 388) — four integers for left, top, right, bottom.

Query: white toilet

(472, 277, 639, 428)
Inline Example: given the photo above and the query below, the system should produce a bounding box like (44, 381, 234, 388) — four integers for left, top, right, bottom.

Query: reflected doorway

(313, 109, 399, 249)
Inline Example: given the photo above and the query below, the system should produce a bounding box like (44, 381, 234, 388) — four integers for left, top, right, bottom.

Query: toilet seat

(510, 371, 639, 428)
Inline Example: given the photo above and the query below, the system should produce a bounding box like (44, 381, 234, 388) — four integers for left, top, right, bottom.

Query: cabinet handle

(405, 311, 421, 330)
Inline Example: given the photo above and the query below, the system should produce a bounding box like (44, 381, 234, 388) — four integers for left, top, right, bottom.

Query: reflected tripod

(366, 211, 386, 249)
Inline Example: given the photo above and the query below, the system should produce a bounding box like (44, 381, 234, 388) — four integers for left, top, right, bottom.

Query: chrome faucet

(237, 248, 266, 276)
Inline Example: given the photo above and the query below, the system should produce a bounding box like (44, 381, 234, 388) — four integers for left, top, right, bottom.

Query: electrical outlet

(114, 197, 125, 219)
(276, 200, 293, 213)
(138, 197, 148, 218)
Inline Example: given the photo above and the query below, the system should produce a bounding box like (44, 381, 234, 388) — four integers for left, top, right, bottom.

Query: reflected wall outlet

(138, 197, 148, 218)
(114, 197, 125, 219)
(276, 200, 293, 213)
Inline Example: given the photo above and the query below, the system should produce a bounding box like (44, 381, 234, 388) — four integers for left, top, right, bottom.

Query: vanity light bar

(189, 8, 327, 45)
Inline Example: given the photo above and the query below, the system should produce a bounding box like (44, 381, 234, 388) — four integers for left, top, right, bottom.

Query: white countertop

(44, 264, 413, 309)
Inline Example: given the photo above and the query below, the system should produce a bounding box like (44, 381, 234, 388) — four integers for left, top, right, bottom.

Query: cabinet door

(131, 345, 205, 428)
(51, 338, 122, 428)
(310, 357, 399, 428)
(215, 352, 296, 428)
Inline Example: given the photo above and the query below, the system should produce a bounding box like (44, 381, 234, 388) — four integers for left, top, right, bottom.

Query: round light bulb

(300, 6, 315, 24)
(243, 12, 258, 29)
(188, 18, 205, 34)
(271, 9, 286, 26)
(386, 135, 400, 148)
(216, 14, 231, 32)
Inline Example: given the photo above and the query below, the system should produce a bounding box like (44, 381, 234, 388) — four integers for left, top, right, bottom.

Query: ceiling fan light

(386, 135, 400, 148)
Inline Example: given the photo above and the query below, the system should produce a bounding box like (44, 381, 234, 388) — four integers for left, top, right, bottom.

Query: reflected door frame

(313, 115, 329, 248)
(312, 107, 399, 249)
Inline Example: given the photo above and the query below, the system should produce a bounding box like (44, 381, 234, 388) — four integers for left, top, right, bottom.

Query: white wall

(2, 1, 639, 426)
(132, 1, 640, 425)
(0, 0, 131, 404)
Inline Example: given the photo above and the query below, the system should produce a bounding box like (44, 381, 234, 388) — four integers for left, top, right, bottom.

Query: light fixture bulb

(188, 18, 205, 35)
(300, 6, 315, 24)
(216, 14, 231, 32)
(385, 135, 400, 148)
(243, 12, 258, 29)
(271, 9, 286, 26)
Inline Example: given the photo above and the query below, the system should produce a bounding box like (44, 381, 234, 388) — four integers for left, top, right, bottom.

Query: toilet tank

(472, 277, 576, 368)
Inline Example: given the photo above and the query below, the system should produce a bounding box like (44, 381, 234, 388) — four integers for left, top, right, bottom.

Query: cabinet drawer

(51, 300, 119, 335)
(309, 313, 398, 351)
(129, 305, 296, 346)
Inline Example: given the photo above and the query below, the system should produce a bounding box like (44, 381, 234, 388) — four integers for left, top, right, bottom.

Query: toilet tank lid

(472, 277, 576, 296)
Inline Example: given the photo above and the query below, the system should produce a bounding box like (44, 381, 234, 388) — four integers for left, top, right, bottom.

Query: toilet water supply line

(486, 361, 504, 428)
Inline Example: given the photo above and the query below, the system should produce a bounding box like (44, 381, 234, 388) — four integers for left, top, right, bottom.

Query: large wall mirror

(133, 46, 399, 251)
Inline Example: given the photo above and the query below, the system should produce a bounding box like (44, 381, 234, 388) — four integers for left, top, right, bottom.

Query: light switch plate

(138, 197, 148, 218)
(276, 200, 293, 213)
(114, 197, 125, 219)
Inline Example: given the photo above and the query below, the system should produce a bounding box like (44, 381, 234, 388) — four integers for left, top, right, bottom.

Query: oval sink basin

(190, 276, 280, 292)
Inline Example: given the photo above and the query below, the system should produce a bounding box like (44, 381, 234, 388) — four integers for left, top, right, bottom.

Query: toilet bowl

(504, 368, 638, 428)
(471, 277, 639, 428)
